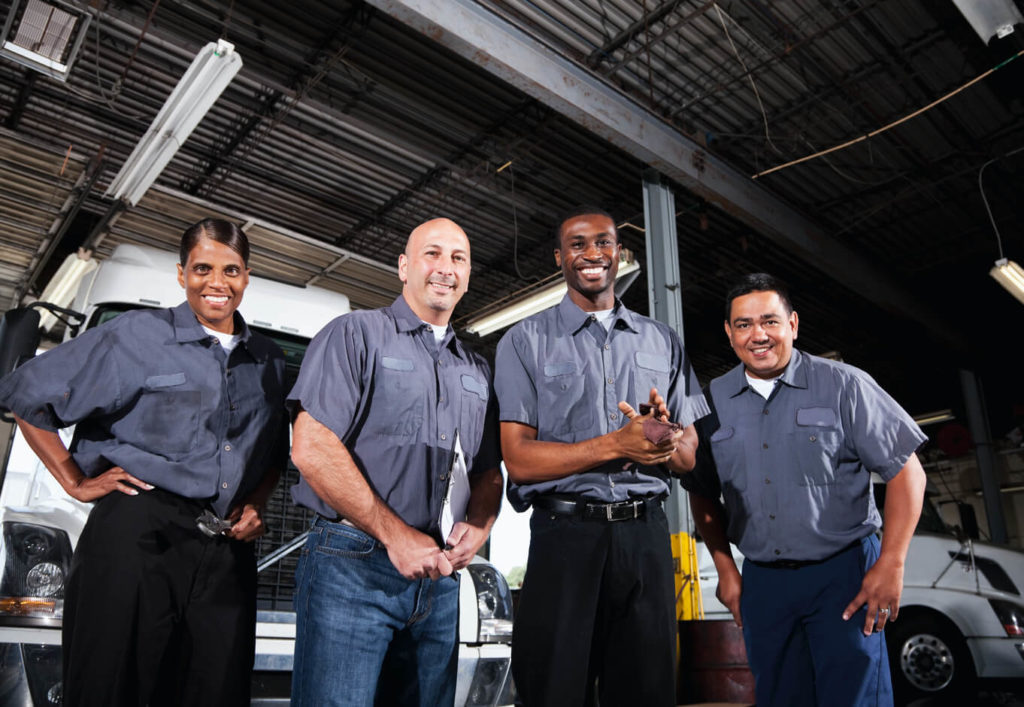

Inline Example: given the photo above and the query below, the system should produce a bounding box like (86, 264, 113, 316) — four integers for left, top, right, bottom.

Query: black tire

(886, 611, 976, 705)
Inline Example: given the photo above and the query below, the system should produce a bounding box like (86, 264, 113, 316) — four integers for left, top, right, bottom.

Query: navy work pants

(740, 534, 893, 707)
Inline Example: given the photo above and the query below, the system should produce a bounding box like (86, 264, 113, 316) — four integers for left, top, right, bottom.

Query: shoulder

(499, 306, 559, 349)
(245, 329, 286, 361)
(800, 351, 879, 391)
(627, 311, 680, 344)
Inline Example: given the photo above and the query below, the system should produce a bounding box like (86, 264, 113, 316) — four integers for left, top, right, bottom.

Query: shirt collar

(388, 294, 467, 360)
(724, 348, 807, 398)
(172, 301, 254, 348)
(555, 293, 638, 335)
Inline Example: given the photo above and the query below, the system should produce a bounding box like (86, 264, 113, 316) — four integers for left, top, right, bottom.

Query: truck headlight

(0, 522, 72, 622)
(466, 564, 514, 643)
(989, 598, 1024, 637)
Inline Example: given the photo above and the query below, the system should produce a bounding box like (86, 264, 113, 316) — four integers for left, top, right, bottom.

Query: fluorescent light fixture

(105, 39, 242, 206)
(37, 249, 97, 331)
(913, 409, 954, 426)
(990, 258, 1024, 305)
(0, 0, 91, 81)
(464, 251, 640, 337)
(952, 0, 1023, 44)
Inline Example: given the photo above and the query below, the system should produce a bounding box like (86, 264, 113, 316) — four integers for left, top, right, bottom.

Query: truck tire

(886, 612, 976, 705)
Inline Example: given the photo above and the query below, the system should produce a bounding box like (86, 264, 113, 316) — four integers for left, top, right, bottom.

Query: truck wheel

(886, 613, 975, 704)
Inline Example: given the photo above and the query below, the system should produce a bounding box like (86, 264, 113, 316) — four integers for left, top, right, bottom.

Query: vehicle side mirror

(0, 307, 42, 380)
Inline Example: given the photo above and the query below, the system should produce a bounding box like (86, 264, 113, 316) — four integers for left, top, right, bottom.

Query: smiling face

(177, 236, 250, 334)
(725, 289, 799, 379)
(398, 218, 471, 326)
(555, 213, 621, 311)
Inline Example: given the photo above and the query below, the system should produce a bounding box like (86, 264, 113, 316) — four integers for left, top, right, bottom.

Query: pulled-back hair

(724, 273, 794, 320)
(179, 218, 250, 267)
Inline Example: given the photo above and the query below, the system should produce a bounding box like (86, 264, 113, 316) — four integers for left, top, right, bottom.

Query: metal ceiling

(0, 0, 1022, 435)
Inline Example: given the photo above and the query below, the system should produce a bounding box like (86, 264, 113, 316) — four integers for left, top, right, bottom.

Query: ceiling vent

(0, 0, 91, 81)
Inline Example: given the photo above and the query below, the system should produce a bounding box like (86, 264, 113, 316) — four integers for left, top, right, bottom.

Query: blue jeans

(291, 517, 460, 707)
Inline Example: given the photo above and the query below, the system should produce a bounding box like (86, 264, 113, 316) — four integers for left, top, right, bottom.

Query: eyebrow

(732, 313, 783, 323)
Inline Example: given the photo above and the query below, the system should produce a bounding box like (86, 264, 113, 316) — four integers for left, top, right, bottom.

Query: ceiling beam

(366, 0, 953, 344)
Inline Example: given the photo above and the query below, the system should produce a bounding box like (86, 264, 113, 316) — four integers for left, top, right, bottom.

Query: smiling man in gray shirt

(495, 205, 708, 706)
(682, 272, 927, 707)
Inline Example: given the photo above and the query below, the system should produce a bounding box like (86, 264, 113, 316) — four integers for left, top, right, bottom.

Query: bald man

(289, 218, 503, 706)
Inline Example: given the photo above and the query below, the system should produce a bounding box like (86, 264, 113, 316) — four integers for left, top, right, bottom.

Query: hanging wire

(496, 161, 539, 282)
(978, 145, 1024, 260)
(754, 49, 1024, 180)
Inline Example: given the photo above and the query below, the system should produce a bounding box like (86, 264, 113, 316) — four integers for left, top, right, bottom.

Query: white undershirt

(202, 325, 241, 353)
(424, 322, 448, 344)
(746, 373, 778, 399)
(592, 308, 615, 330)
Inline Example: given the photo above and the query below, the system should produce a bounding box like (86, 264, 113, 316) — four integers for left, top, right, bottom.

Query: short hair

(179, 218, 250, 267)
(725, 273, 794, 321)
(552, 204, 617, 250)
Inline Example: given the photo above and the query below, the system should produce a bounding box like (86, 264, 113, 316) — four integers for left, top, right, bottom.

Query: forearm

(464, 467, 503, 532)
(878, 453, 926, 566)
(689, 492, 738, 575)
(501, 420, 635, 483)
(291, 411, 410, 545)
(13, 414, 85, 493)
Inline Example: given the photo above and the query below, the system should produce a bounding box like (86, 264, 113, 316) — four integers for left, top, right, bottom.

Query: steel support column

(960, 369, 1007, 544)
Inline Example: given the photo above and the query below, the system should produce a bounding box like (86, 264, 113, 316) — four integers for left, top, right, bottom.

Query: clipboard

(439, 429, 470, 543)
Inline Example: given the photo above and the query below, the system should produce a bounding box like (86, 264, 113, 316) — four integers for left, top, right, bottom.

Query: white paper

(440, 429, 470, 543)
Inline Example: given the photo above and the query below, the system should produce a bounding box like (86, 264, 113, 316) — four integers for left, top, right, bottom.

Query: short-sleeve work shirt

(288, 295, 499, 535)
(0, 302, 289, 517)
(681, 349, 927, 562)
(495, 295, 709, 511)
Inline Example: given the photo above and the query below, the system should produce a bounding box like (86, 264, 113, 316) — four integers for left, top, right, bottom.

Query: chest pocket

(634, 351, 671, 399)
(792, 406, 843, 486)
(458, 373, 488, 459)
(540, 361, 592, 433)
(136, 372, 200, 455)
(371, 356, 425, 438)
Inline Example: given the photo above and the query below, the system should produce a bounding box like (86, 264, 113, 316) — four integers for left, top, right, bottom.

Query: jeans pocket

(314, 522, 378, 559)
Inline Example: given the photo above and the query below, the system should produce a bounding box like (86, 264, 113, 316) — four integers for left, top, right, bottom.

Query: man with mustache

(494, 206, 709, 705)
(288, 218, 502, 706)
(681, 273, 927, 706)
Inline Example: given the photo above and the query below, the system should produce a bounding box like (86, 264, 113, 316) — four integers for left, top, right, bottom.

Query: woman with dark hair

(0, 218, 288, 706)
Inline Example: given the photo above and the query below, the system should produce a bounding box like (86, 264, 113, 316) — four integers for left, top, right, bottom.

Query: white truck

(0, 244, 514, 706)
(696, 479, 1024, 704)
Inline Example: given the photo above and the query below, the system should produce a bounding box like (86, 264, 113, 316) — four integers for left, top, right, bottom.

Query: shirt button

(762, 442, 769, 449)
(438, 397, 444, 403)
(763, 409, 769, 415)
(440, 433, 447, 440)
(224, 444, 231, 451)
(764, 478, 771, 484)
(769, 514, 776, 520)
(607, 377, 613, 384)
(604, 344, 610, 350)
(221, 482, 229, 489)
(609, 412, 618, 420)
(774, 549, 781, 555)
(809, 435, 817, 442)
(209, 336, 218, 344)
(230, 403, 237, 411)
(610, 481, 616, 488)
(437, 361, 443, 367)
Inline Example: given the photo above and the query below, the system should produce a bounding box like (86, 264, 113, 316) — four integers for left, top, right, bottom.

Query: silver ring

(879, 608, 890, 615)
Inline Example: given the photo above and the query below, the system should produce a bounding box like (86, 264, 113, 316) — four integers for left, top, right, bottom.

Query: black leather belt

(533, 494, 664, 522)
(746, 538, 863, 570)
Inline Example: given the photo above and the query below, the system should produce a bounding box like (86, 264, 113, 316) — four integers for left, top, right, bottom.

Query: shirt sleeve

(494, 327, 539, 428)
(0, 326, 122, 431)
(666, 330, 711, 428)
(287, 315, 367, 444)
(678, 399, 723, 499)
(842, 370, 928, 481)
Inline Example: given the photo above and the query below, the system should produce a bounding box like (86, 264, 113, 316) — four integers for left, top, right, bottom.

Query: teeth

(581, 267, 604, 274)
(204, 295, 229, 304)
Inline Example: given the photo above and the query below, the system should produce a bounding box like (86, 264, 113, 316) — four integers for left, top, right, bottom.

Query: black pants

(62, 488, 257, 707)
(512, 503, 676, 707)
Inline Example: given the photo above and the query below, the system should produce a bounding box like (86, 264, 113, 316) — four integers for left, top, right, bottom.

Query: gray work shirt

(288, 295, 500, 536)
(0, 302, 289, 517)
(681, 349, 927, 562)
(495, 295, 709, 511)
